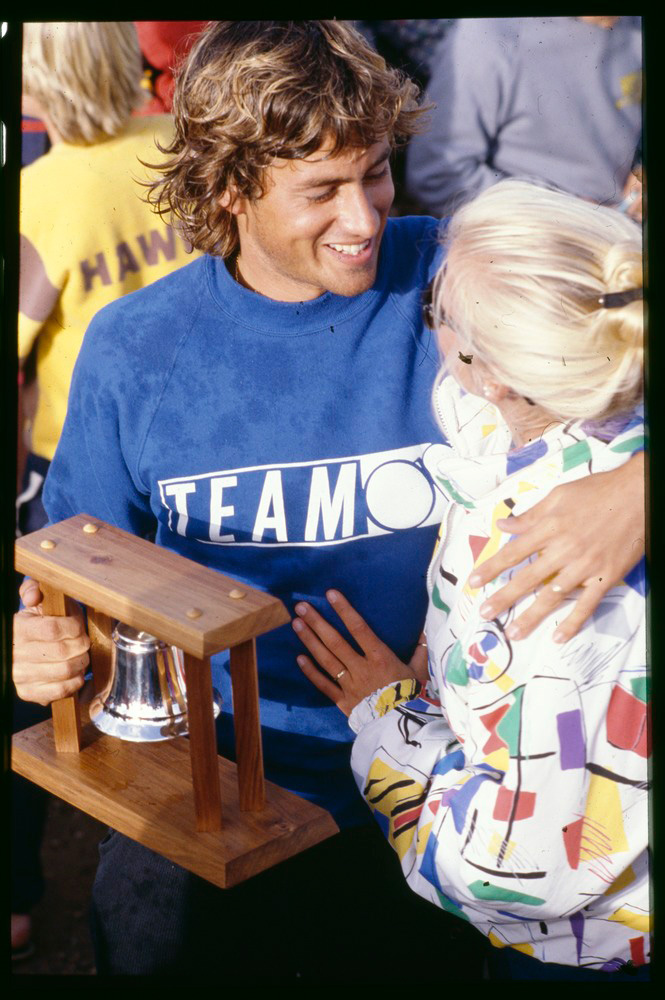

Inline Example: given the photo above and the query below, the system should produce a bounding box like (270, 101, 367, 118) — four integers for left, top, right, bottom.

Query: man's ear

(219, 189, 247, 217)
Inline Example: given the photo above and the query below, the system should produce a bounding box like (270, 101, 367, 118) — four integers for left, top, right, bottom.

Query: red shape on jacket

(606, 685, 650, 758)
(493, 786, 536, 822)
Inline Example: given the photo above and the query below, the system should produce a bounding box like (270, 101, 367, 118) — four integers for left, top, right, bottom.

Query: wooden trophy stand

(12, 515, 338, 888)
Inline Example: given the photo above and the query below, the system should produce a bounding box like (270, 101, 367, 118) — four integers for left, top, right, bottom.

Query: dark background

(12, 797, 104, 975)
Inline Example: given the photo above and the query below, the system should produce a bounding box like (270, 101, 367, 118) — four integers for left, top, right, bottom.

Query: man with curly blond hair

(15, 20, 644, 980)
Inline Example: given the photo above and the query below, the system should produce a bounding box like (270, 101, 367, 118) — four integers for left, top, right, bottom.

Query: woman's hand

(293, 589, 426, 716)
(468, 453, 645, 643)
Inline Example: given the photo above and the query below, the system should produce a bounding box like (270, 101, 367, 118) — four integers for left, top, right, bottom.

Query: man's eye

(366, 166, 389, 183)
(310, 188, 336, 203)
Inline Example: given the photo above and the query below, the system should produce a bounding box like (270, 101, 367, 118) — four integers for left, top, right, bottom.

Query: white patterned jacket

(349, 378, 649, 971)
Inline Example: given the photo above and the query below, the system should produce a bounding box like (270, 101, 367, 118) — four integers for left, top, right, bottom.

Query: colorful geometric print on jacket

(350, 378, 649, 970)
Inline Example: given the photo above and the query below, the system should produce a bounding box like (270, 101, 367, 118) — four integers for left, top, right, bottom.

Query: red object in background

(134, 21, 207, 113)
(21, 118, 48, 134)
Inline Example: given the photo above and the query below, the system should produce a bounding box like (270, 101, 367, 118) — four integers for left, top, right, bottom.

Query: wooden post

(229, 639, 265, 812)
(183, 653, 223, 832)
(87, 609, 115, 695)
(40, 583, 82, 753)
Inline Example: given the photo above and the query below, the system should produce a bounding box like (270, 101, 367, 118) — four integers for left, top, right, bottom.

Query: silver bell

(89, 622, 222, 742)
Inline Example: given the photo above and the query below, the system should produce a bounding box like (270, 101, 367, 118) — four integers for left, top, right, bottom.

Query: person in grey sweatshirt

(406, 16, 642, 217)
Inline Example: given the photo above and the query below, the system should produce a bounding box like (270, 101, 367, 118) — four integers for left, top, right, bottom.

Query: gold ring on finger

(551, 583, 564, 594)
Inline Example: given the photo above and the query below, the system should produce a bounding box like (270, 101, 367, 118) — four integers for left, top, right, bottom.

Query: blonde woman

(294, 180, 649, 981)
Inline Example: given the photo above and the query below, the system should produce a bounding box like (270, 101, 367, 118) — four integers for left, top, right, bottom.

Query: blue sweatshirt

(43, 215, 446, 825)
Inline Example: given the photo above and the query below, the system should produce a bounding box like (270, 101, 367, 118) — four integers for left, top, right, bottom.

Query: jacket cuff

(348, 677, 422, 734)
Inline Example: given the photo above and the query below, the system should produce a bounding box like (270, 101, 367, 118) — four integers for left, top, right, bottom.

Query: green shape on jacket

(436, 889, 471, 921)
(431, 583, 451, 614)
(562, 439, 592, 472)
(631, 675, 650, 703)
(439, 476, 475, 509)
(610, 434, 644, 454)
(446, 640, 469, 686)
(496, 686, 525, 755)
(468, 880, 546, 906)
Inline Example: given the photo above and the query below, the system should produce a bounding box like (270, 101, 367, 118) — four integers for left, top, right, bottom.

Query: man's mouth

(326, 240, 371, 257)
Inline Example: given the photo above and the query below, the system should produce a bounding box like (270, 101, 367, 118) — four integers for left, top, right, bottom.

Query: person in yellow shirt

(18, 21, 196, 533)
(14, 21, 196, 962)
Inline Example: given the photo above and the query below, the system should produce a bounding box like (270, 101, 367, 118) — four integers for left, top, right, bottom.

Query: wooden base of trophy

(12, 516, 338, 888)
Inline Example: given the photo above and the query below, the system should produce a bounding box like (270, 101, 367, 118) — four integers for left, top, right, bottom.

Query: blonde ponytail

(437, 180, 644, 424)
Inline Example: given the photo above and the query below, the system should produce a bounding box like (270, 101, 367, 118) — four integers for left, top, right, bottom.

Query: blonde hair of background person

(432, 179, 643, 443)
(22, 21, 146, 143)
(145, 19, 423, 258)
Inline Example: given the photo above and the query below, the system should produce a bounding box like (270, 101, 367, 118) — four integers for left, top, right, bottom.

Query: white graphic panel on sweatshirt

(158, 443, 450, 547)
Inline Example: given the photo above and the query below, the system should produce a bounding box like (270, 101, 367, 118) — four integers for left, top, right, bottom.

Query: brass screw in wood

(40, 539, 57, 550)
(83, 522, 99, 534)
(229, 589, 246, 600)
(186, 608, 203, 619)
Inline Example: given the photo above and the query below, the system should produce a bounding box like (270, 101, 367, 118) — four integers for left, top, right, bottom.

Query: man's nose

(336, 184, 379, 237)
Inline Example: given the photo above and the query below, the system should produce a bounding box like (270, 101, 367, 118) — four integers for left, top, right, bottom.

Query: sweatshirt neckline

(205, 242, 388, 337)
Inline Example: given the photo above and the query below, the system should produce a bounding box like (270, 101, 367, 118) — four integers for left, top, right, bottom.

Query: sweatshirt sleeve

(42, 307, 157, 539)
(405, 19, 514, 215)
(351, 606, 648, 927)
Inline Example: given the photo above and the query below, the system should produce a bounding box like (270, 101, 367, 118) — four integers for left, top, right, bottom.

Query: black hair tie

(598, 288, 643, 309)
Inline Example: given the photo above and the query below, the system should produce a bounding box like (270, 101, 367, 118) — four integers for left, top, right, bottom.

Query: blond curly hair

(146, 21, 425, 258)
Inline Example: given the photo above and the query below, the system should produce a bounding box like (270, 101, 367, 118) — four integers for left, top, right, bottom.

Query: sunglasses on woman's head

(422, 279, 473, 364)
(421, 278, 441, 331)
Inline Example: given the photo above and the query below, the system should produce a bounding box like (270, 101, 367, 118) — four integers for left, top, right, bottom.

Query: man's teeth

(328, 241, 370, 256)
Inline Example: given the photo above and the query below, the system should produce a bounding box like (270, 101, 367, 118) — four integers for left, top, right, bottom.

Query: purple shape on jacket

(506, 438, 548, 476)
(557, 710, 586, 769)
(570, 911, 585, 963)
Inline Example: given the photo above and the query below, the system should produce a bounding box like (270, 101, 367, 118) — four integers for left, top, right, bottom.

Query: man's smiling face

(231, 138, 395, 301)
